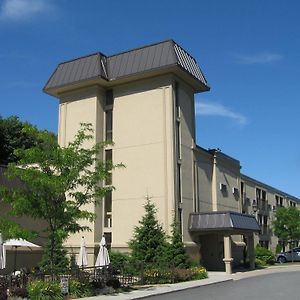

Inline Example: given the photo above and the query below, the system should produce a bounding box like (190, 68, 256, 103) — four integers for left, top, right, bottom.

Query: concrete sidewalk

(77, 272, 233, 300)
(77, 265, 300, 300)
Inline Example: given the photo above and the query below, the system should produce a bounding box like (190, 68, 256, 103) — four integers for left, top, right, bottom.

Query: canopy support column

(247, 234, 255, 270)
(223, 235, 233, 274)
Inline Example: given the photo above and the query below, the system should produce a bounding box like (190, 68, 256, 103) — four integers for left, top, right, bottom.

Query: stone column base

(223, 258, 234, 274)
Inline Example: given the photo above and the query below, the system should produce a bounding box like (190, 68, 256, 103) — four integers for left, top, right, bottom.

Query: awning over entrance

(188, 211, 260, 234)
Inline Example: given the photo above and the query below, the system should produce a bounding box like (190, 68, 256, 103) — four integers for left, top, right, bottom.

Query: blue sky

(1, 0, 299, 197)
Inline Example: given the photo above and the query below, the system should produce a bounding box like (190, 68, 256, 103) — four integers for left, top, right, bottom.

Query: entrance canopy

(188, 211, 260, 235)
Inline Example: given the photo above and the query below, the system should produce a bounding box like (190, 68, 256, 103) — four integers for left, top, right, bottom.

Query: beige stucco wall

(176, 79, 197, 244)
(108, 76, 176, 250)
(215, 154, 241, 212)
(58, 86, 105, 264)
(194, 148, 213, 212)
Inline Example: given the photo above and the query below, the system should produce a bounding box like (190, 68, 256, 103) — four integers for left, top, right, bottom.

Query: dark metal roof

(45, 53, 108, 91)
(188, 211, 260, 234)
(107, 40, 177, 80)
(44, 40, 209, 94)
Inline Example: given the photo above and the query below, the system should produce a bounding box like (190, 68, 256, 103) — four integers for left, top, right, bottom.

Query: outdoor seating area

(0, 234, 118, 298)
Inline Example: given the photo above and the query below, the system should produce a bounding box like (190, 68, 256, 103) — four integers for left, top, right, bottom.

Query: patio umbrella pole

(13, 246, 17, 274)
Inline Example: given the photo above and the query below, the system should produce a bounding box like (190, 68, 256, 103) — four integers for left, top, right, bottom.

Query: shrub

(27, 280, 63, 300)
(255, 245, 275, 265)
(10, 287, 28, 298)
(128, 199, 169, 266)
(190, 266, 208, 280)
(106, 278, 121, 289)
(69, 279, 93, 298)
(144, 268, 172, 284)
(173, 268, 192, 282)
(166, 220, 191, 269)
(255, 258, 266, 268)
(110, 251, 135, 274)
(275, 243, 283, 254)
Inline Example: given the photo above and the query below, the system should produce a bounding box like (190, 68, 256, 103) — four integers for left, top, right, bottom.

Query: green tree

(0, 115, 56, 165)
(128, 198, 168, 267)
(0, 123, 121, 274)
(272, 206, 300, 251)
(167, 219, 190, 269)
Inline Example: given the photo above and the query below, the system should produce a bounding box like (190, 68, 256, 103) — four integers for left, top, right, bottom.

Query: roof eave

(43, 64, 210, 98)
(43, 75, 109, 98)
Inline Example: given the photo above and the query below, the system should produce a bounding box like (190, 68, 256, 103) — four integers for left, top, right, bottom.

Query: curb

(130, 278, 233, 299)
(77, 276, 233, 300)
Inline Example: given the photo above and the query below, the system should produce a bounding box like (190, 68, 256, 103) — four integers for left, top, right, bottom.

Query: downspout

(212, 151, 218, 211)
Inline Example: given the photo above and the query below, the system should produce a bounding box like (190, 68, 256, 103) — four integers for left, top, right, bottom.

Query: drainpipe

(212, 151, 218, 211)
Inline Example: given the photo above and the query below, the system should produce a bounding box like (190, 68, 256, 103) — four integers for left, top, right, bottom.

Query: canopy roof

(189, 211, 260, 235)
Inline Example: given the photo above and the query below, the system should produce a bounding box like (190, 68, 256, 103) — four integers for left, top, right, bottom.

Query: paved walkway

(77, 265, 300, 300)
(77, 272, 232, 300)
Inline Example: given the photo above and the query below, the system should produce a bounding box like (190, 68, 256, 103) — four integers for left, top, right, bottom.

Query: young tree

(272, 206, 300, 251)
(167, 219, 190, 269)
(0, 123, 121, 274)
(128, 198, 168, 267)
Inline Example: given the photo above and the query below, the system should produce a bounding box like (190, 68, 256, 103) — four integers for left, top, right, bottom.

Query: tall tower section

(44, 40, 209, 259)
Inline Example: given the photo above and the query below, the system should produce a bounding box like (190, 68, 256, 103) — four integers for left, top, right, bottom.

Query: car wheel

(277, 256, 286, 264)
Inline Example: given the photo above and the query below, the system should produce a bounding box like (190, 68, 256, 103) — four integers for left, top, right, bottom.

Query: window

(256, 188, 267, 210)
(241, 181, 245, 200)
(276, 195, 284, 207)
(105, 90, 114, 141)
(103, 232, 112, 250)
(104, 191, 112, 228)
(257, 214, 263, 225)
(105, 110, 113, 141)
(259, 240, 269, 249)
(256, 188, 262, 200)
(105, 149, 112, 185)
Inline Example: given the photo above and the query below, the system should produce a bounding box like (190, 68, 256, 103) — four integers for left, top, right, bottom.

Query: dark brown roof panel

(44, 40, 209, 94)
(188, 211, 260, 233)
(45, 53, 107, 91)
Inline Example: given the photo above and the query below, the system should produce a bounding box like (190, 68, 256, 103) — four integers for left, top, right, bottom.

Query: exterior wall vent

(232, 187, 239, 195)
(220, 183, 227, 191)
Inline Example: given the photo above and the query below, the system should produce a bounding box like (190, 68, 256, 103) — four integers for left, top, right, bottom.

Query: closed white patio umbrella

(95, 236, 110, 267)
(0, 234, 6, 270)
(77, 236, 88, 268)
(3, 238, 41, 273)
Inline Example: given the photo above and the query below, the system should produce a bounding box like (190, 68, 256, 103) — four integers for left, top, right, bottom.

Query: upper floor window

(256, 188, 267, 210)
(104, 191, 112, 228)
(105, 90, 114, 141)
(275, 195, 284, 207)
(105, 149, 112, 186)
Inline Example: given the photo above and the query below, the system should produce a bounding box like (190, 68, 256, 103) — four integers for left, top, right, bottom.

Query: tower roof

(44, 40, 210, 96)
